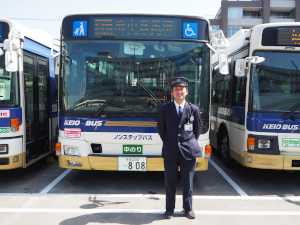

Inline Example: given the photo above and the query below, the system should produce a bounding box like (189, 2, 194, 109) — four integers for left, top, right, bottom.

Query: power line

(9, 18, 61, 21)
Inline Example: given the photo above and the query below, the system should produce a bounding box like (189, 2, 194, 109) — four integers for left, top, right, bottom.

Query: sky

(0, 0, 221, 38)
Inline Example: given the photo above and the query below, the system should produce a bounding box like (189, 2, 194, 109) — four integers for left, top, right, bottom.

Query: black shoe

(184, 210, 196, 219)
(164, 211, 173, 219)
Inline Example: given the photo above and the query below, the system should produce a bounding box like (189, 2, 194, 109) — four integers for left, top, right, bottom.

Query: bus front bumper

(0, 137, 24, 170)
(244, 152, 300, 170)
(59, 155, 209, 171)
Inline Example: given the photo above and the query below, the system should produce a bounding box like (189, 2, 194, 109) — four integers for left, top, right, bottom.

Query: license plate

(118, 157, 147, 171)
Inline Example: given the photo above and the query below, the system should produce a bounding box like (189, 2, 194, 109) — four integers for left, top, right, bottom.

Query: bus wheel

(220, 134, 235, 167)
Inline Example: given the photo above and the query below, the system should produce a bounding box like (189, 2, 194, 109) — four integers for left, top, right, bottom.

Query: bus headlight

(258, 139, 271, 149)
(0, 144, 8, 154)
(64, 145, 80, 156)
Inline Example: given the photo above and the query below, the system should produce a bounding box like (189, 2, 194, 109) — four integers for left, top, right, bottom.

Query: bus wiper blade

(74, 99, 106, 110)
(138, 80, 161, 104)
(92, 89, 120, 117)
(282, 100, 300, 120)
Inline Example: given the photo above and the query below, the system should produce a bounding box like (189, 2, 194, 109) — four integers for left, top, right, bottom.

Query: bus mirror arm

(50, 48, 61, 60)
(206, 43, 216, 53)
(250, 56, 265, 64)
(244, 56, 265, 69)
(51, 38, 61, 59)
(210, 30, 229, 50)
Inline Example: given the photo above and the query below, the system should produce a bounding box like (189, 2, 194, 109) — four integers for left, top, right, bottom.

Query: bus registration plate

(118, 157, 147, 171)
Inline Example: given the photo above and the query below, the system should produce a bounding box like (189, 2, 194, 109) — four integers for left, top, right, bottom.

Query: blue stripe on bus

(0, 108, 22, 127)
(247, 112, 300, 133)
(211, 105, 246, 126)
(211, 104, 299, 133)
(231, 106, 245, 125)
(59, 116, 158, 133)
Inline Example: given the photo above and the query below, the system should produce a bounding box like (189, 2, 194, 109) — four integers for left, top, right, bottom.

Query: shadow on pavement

(59, 213, 166, 225)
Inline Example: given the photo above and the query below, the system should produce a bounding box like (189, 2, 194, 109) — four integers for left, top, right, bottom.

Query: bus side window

(223, 75, 230, 105)
(212, 66, 222, 104)
(233, 75, 246, 107)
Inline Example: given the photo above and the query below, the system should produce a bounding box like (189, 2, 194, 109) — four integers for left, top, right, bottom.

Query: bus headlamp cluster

(64, 145, 80, 156)
(248, 137, 271, 150)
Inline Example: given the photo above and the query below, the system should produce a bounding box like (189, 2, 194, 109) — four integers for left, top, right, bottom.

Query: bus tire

(220, 133, 235, 167)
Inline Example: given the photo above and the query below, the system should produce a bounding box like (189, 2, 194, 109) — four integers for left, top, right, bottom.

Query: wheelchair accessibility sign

(183, 22, 198, 39)
(73, 21, 87, 37)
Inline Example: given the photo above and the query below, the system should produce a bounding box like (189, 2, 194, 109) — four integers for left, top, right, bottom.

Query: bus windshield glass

(249, 51, 300, 112)
(60, 40, 210, 117)
(0, 55, 19, 107)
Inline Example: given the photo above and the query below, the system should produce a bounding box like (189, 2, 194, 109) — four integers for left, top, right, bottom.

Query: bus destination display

(262, 27, 300, 46)
(90, 17, 180, 39)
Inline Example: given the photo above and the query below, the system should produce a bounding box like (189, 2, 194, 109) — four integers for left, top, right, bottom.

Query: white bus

(0, 18, 59, 169)
(210, 22, 300, 170)
(55, 12, 228, 171)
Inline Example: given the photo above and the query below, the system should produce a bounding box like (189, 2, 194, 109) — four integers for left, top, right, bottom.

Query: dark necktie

(178, 106, 182, 118)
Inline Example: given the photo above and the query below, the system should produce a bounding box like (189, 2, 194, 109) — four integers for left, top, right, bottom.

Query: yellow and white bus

(56, 12, 228, 171)
(211, 22, 300, 170)
(0, 18, 59, 169)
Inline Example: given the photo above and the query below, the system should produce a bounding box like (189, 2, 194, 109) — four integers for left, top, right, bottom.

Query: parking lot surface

(1, 154, 300, 225)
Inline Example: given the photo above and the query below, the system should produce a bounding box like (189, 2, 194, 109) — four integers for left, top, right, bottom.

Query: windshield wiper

(135, 63, 161, 105)
(92, 89, 120, 117)
(138, 80, 161, 104)
(74, 99, 106, 110)
(282, 100, 300, 120)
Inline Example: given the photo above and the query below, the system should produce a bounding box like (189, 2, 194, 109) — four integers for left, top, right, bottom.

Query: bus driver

(157, 77, 202, 219)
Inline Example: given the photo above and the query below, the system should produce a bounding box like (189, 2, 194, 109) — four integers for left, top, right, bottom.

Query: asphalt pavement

(1, 154, 300, 225)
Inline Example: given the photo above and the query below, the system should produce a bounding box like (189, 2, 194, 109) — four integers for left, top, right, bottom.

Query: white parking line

(0, 208, 300, 216)
(1, 193, 300, 202)
(209, 159, 248, 196)
(40, 169, 72, 194)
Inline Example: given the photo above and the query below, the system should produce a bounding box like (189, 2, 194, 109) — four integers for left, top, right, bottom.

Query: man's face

(171, 86, 188, 102)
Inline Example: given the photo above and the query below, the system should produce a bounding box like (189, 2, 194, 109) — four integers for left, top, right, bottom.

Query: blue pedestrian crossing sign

(73, 21, 87, 37)
(183, 22, 198, 39)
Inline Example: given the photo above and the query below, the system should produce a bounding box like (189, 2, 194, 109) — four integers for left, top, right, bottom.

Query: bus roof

(62, 11, 210, 23)
(0, 17, 58, 50)
(213, 22, 300, 63)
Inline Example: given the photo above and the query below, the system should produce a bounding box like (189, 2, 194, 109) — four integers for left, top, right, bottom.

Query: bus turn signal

(247, 137, 255, 150)
(205, 145, 212, 158)
(55, 143, 61, 156)
(10, 118, 19, 132)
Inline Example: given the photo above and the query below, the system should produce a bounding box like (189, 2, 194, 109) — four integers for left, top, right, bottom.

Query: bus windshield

(0, 55, 19, 107)
(249, 51, 300, 112)
(60, 40, 210, 117)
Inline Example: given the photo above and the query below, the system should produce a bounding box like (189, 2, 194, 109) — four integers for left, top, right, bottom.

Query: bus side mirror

(218, 52, 229, 75)
(235, 59, 245, 77)
(5, 50, 18, 72)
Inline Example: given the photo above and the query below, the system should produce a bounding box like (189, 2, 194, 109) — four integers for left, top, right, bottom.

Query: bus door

(24, 54, 50, 162)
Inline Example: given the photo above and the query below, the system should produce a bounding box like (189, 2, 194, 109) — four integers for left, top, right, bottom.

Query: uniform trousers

(164, 153, 196, 213)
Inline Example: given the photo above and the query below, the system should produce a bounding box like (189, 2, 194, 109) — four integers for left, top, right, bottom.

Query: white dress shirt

(174, 100, 185, 116)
